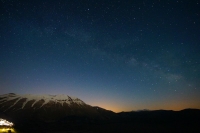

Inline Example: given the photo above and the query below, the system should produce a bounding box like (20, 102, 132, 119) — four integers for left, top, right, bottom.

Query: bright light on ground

(0, 118, 16, 133)
(0, 128, 16, 133)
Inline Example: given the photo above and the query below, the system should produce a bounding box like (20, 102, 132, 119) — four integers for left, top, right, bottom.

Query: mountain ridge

(0, 93, 117, 123)
(0, 93, 85, 110)
(1, 93, 200, 133)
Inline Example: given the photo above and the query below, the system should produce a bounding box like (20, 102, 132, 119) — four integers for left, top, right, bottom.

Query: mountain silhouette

(0, 93, 200, 133)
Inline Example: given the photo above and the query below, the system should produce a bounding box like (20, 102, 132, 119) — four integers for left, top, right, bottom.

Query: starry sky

(0, 0, 200, 112)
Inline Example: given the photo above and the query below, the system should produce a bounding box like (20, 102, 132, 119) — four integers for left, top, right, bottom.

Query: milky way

(0, 0, 200, 112)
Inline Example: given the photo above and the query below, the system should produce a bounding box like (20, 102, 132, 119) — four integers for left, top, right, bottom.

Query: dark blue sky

(1, 0, 200, 112)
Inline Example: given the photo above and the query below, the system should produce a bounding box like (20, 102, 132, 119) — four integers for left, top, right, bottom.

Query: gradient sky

(0, 0, 200, 112)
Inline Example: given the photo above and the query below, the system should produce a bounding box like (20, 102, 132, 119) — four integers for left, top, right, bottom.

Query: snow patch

(0, 93, 85, 110)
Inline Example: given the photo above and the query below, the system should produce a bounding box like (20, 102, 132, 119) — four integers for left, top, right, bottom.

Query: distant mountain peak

(0, 93, 115, 123)
(0, 93, 85, 111)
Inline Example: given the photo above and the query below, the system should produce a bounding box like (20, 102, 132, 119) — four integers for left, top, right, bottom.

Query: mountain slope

(0, 93, 115, 123)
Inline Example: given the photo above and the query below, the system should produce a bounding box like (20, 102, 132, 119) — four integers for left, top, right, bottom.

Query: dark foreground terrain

(4, 109, 200, 133)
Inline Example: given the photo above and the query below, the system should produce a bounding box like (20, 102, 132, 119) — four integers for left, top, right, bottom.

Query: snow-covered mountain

(0, 93, 85, 110)
(0, 93, 115, 123)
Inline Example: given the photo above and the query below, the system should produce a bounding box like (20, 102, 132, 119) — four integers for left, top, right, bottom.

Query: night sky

(1, 0, 200, 112)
